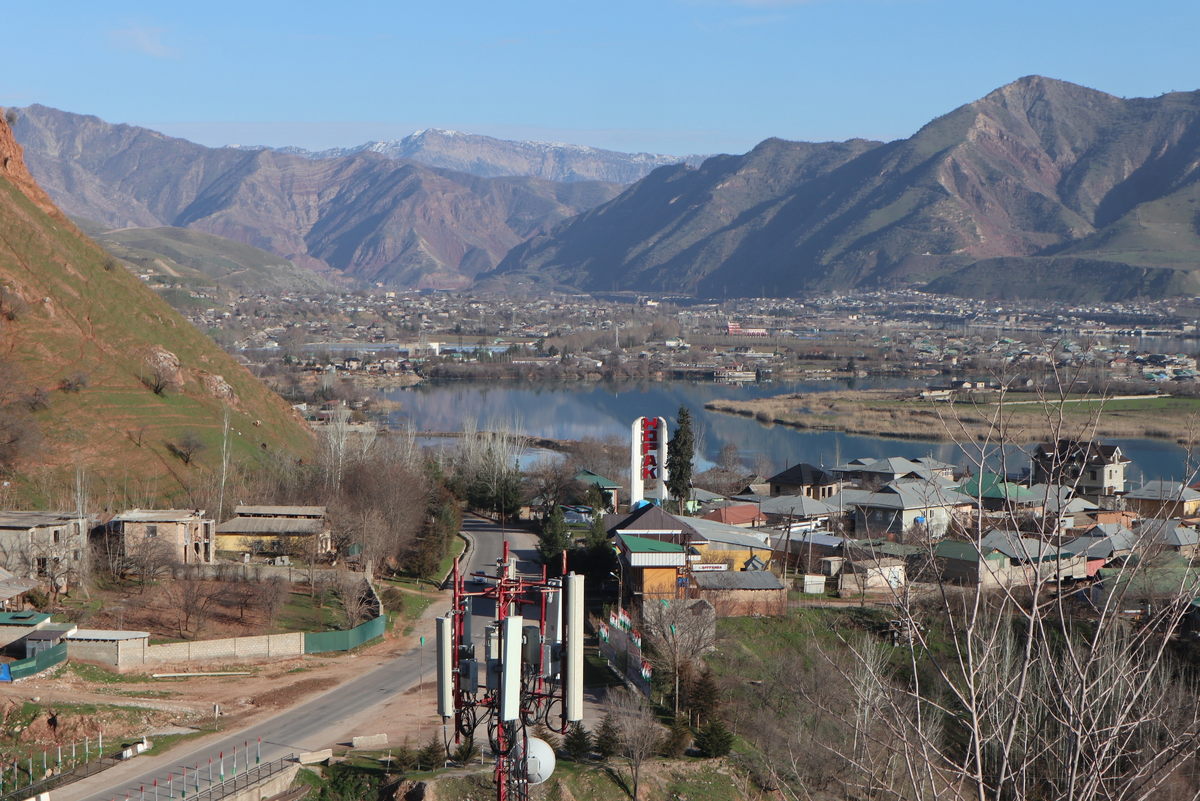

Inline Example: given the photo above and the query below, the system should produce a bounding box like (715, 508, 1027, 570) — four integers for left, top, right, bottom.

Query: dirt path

(2, 588, 449, 744)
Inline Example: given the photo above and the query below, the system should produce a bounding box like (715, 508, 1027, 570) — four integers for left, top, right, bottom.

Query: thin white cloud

(109, 25, 179, 59)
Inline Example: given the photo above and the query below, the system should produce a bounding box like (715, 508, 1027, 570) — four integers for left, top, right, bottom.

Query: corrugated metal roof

(113, 509, 206, 523)
(688, 518, 771, 549)
(0, 512, 83, 529)
(233, 505, 326, 517)
(69, 630, 150, 641)
(215, 518, 326, 534)
(692, 571, 785, 591)
(618, 534, 685, 553)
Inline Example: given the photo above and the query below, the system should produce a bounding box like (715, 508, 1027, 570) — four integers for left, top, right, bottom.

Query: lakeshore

(703, 390, 1200, 445)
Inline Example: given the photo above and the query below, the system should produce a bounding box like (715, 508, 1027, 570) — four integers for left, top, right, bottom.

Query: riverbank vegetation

(705, 388, 1200, 444)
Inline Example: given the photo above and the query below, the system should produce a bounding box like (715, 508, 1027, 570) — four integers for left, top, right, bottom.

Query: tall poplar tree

(666, 405, 694, 511)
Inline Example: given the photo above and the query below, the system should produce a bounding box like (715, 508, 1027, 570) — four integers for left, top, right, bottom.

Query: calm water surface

(382, 379, 1196, 482)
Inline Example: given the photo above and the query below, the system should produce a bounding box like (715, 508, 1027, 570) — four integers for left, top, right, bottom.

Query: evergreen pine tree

(690, 667, 721, 725)
(666, 405, 695, 511)
(586, 507, 609, 548)
(418, 734, 444, 770)
(660, 716, 691, 758)
(694, 717, 734, 758)
(594, 710, 622, 761)
(585, 482, 613, 514)
(563, 722, 593, 761)
(537, 505, 572, 565)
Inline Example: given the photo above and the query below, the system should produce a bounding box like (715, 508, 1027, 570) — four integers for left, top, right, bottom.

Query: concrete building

(1124, 482, 1200, 519)
(110, 509, 214, 565)
(766, 463, 840, 499)
(841, 480, 971, 541)
(0, 511, 88, 590)
(1031, 440, 1129, 497)
(215, 506, 331, 555)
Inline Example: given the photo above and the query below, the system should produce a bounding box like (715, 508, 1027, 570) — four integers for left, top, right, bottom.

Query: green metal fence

(303, 614, 385, 654)
(7, 641, 67, 680)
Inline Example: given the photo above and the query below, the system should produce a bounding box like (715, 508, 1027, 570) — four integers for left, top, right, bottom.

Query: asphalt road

(65, 517, 540, 801)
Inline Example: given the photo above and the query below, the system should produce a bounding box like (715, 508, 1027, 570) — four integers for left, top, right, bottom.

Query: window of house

(52, 529, 60, 544)
(146, 525, 158, 538)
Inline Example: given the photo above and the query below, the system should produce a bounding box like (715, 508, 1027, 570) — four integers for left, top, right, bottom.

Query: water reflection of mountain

(383, 380, 1192, 482)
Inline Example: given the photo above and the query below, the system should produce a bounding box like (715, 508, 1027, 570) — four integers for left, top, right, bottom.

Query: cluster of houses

(0, 506, 334, 605)
(584, 438, 1200, 616)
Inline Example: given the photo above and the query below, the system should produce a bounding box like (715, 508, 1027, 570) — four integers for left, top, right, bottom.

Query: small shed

(66, 630, 150, 672)
(690, 570, 786, 617)
(24, 629, 69, 659)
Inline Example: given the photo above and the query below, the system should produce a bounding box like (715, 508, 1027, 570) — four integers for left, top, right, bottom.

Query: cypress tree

(666, 405, 695, 511)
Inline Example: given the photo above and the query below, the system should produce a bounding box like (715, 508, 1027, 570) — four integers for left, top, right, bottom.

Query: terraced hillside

(0, 114, 312, 506)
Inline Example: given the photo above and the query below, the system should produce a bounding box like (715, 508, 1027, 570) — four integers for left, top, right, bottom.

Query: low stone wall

(144, 633, 304, 666)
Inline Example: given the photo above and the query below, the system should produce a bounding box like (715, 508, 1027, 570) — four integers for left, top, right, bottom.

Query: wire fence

(184, 754, 296, 801)
(0, 743, 120, 801)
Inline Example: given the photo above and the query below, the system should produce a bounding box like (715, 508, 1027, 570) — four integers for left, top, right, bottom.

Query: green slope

(0, 124, 313, 506)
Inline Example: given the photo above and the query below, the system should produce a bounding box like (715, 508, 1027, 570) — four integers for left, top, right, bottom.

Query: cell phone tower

(437, 544, 584, 801)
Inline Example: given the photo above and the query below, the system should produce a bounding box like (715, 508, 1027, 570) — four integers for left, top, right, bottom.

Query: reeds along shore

(703, 392, 1200, 445)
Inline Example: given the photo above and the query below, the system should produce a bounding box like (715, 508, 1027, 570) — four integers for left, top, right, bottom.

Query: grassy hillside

(91, 225, 335, 293)
(0, 119, 312, 507)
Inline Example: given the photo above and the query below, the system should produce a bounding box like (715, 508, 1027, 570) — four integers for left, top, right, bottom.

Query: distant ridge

(14, 106, 625, 289)
(231, 128, 708, 184)
(494, 76, 1200, 301)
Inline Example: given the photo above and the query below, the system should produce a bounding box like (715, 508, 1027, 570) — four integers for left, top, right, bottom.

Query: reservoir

(383, 379, 1197, 484)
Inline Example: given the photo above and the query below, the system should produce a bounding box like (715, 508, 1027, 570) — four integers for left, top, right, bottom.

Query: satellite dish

(514, 736, 556, 785)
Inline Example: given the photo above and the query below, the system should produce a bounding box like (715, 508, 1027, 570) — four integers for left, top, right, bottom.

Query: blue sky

(4, 1, 1199, 156)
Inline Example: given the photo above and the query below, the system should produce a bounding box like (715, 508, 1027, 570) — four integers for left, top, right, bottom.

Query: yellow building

(689, 518, 773, 572)
(214, 505, 331, 556)
(616, 533, 688, 603)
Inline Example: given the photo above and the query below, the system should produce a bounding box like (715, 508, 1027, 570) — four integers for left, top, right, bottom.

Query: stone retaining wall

(144, 633, 304, 666)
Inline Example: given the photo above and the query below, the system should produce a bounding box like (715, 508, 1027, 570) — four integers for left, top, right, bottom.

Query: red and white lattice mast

(437, 545, 584, 801)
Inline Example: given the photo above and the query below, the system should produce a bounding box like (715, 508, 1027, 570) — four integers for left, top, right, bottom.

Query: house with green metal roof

(954, 473, 1040, 512)
(615, 533, 688, 605)
(934, 539, 1032, 589)
(575, 470, 620, 509)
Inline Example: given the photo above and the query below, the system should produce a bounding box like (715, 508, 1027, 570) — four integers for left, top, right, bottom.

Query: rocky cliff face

(497, 76, 1200, 300)
(15, 107, 625, 289)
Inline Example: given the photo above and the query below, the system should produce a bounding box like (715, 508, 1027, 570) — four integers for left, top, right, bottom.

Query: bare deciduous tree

(604, 688, 664, 801)
(640, 599, 718, 718)
(167, 431, 206, 465)
(162, 572, 229, 638)
(767, 370, 1200, 801)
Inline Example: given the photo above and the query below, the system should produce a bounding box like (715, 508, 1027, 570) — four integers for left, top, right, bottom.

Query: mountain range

(15, 77, 1200, 300)
(0, 112, 311, 502)
(236, 128, 706, 184)
(496, 76, 1200, 301)
(14, 106, 624, 289)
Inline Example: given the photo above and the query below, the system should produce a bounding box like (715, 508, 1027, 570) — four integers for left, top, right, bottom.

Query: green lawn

(273, 591, 344, 633)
